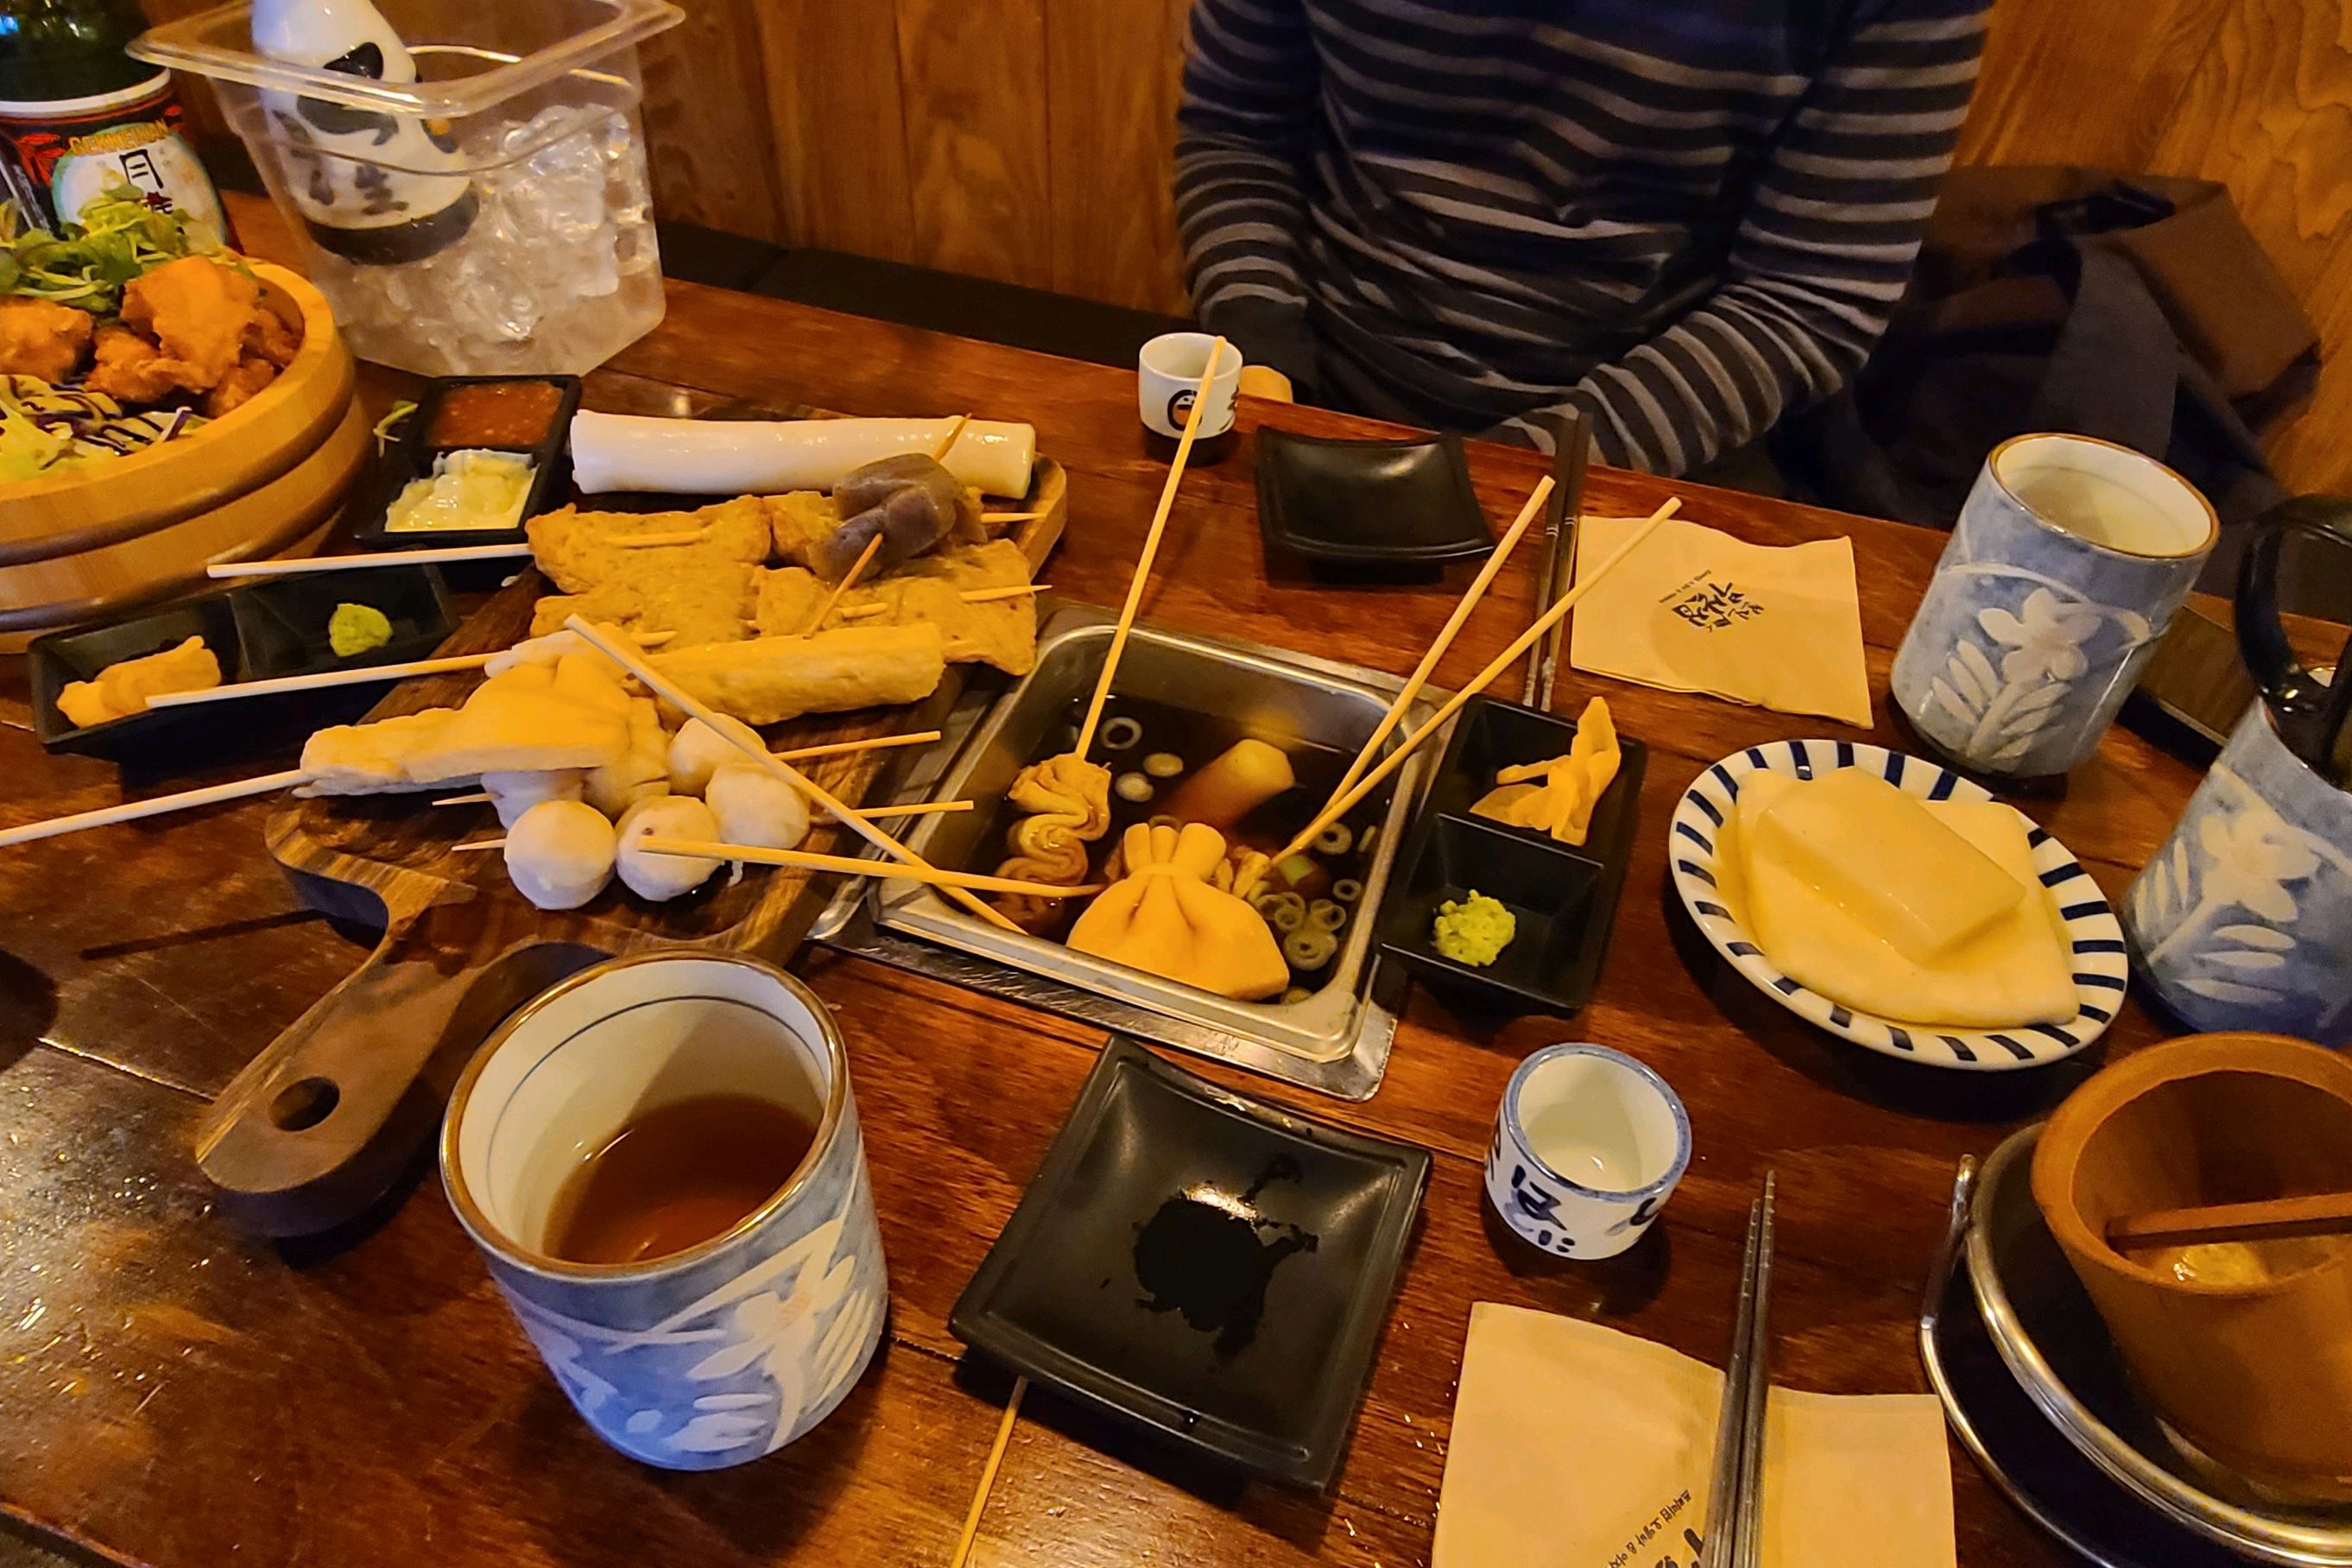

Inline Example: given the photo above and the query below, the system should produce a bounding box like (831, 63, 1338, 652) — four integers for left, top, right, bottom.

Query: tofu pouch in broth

(1069, 823, 1290, 1002)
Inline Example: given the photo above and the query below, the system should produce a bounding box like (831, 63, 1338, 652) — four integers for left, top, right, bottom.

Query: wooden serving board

(196, 445, 1067, 1236)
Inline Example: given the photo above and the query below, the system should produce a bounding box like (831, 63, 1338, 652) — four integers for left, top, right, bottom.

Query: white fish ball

(667, 715, 767, 795)
(616, 796, 724, 901)
(503, 799, 616, 911)
(482, 768, 586, 830)
(705, 764, 811, 851)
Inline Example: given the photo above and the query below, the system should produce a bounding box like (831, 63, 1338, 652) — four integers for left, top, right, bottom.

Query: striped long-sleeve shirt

(1174, 0, 1989, 476)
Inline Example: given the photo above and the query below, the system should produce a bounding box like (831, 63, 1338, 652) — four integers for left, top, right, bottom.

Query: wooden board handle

(196, 893, 610, 1237)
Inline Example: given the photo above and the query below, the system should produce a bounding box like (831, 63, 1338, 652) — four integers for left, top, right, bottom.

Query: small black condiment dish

(1376, 694, 1646, 1015)
(950, 1038, 1429, 1490)
(29, 565, 458, 766)
(1255, 428, 1490, 581)
(353, 374, 582, 552)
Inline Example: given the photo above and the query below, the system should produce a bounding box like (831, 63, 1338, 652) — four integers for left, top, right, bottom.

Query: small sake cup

(1484, 1043, 1691, 1260)
(1138, 332, 1243, 439)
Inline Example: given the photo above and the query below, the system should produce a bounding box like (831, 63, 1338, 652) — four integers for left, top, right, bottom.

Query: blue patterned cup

(1892, 434, 2217, 777)
(442, 953, 888, 1468)
(2126, 705, 2352, 1046)
(1484, 1044, 1690, 1260)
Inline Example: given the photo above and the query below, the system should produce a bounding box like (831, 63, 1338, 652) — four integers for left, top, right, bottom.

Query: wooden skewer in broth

(989, 339, 1228, 929)
(1257, 496, 1683, 885)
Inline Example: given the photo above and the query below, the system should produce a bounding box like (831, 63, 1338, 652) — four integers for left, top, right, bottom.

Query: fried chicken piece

(119, 256, 261, 389)
(83, 325, 205, 404)
(0, 298, 94, 383)
(526, 496, 773, 594)
(204, 356, 281, 417)
(242, 304, 302, 368)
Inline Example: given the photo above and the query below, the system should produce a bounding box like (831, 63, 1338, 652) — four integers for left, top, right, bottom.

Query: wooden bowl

(0, 262, 361, 648)
(0, 399, 370, 653)
(2033, 1033, 2352, 1501)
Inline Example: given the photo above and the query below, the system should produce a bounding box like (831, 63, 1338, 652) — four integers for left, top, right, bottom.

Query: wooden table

(0, 194, 2222, 1568)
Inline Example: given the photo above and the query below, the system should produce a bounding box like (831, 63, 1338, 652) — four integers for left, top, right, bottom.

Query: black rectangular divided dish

(28, 566, 458, 765)
(951, 1039, 1429, 1490)
(1376, 694, 1646, 1015)
(353, 374, 582, 551)
(1255, 428, 1491, 579)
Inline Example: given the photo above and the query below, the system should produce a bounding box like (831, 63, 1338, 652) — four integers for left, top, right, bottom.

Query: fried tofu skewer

(564, 616, 1024, 932)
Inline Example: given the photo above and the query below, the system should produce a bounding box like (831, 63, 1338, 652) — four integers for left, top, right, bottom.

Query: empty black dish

(950, 1038, 1429, 1489)
(1377, 694, 1646, 1015)
(1255, 428, 1490, 575)
(354, 374, 581, 551)
(28, 566, 457, 765)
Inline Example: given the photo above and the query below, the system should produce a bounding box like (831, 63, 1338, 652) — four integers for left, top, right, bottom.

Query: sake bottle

(0, 0, 228, 241)
(249, 0, 477, 263)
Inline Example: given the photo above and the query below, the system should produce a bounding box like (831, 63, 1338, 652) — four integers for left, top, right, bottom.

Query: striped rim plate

(1668, 739, 2127, 1072)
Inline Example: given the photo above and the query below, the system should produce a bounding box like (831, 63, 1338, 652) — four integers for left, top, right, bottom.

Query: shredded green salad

(0, 183, 223, 317)
(0, 376, 202, 484)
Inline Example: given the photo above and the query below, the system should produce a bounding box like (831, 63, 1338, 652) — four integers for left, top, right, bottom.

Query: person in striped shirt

(1174, 0, 1991, 477)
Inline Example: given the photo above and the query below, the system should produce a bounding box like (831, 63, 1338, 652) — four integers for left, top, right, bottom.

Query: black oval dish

(354, 374, 582, 552)
(1255, 428, 1490, 580)
(950, 1038, 1429, 1491)
(1376, 694, 1646, 1015)
(29, 564, 458, 766)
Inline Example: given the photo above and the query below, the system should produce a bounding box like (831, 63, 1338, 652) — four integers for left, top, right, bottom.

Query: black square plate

(354, 374, 581, 550)
(1255, 428, 1490, 575)
(28, 566, 456, 766)
(1376, 695, 1645, 1015)
(950, 1039, 1429, 1489)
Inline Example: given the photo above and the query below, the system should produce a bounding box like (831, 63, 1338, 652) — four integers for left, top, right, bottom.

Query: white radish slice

(568, 412, 1038, 498)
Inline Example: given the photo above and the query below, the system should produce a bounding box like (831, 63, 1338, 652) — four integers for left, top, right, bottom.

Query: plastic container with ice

(130, 0, 681, 376)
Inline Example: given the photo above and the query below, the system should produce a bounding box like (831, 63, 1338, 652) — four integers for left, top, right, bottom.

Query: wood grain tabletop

(0, 193, 2236, 1567)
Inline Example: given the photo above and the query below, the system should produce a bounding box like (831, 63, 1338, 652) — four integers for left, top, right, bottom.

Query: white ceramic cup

(1138, 332, 1242, 439)
(441, 952, 888, 1469)
(1484, 1044, 1691, 1261)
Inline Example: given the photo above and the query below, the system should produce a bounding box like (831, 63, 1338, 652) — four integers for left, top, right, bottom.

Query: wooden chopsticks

(637, 838, 1100, 897)
(146, 653, 496, 708)
(1702, 1173, 1777, 1568)
(0, 768, 309, 848)
(2106, 1190, 2352, 1252)
(208, 543, 532, 577)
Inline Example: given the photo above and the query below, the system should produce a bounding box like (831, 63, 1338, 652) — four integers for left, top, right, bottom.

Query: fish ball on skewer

(483, 768, 586, 829)
(503, 799, 616, 910)
(666, 714, 767, 796)
(705, 764, 811, 852)
(616, 796, 724, 901)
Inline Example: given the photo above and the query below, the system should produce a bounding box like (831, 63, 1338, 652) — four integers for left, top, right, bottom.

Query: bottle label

(0, 77, 227, 243)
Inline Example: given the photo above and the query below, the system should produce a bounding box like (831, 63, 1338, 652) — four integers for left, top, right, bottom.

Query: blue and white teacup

(2125, 704, 2352, 1046)
(442, 953, 888, 1469)
(1892, 433, 2217, 778)
(1484, 1044, 1691, 1261)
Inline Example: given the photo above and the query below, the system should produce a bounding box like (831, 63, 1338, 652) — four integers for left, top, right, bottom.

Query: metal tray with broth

(812, 605, 1437, 1099)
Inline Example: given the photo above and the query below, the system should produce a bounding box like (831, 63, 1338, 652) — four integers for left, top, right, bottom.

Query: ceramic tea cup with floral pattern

(441, 952, 888, 1468)
(1891, 433, 2217, 778)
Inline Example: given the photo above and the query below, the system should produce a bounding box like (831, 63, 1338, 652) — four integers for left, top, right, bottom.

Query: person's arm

(1173, 0, 1323, 395)
(1490, 0, 1989, 474)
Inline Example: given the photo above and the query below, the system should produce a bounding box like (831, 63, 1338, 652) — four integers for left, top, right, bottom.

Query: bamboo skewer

(800, 533, 884, 635)
(948, 1376, 1027, 1568)
(147, 653, 496, 707)
(610, 528, 714, 549)
(1073, 338, 1226, 761)
(2107, 1191, 2352, 1251)
(1263, 496, 1682, 872)
(426, 728, 953, 808)
(838, 583, 1047, 619)
(981, 510, 1043, 525)
(1325, 475, 1554, 806)
(638, 838, 1101, 897)
(208, 543, 532, 578)
(0, 768, 309, 848)
(439, 795, 967, 824)
(564, 616, 1024, 932)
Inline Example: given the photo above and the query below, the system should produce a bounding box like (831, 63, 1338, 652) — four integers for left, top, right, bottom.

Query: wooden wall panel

(893, 0, 1056, 289)
(1044, 0, 1193, 313)
(635, 1, 785, 240)
(748, 0, 917, 263)
(2147, 0, 2352, 490)
(1955, 0, 2234, 169)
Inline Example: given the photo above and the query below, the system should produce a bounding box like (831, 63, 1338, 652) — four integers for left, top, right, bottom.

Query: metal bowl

(812, 604, 1436, 1099)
